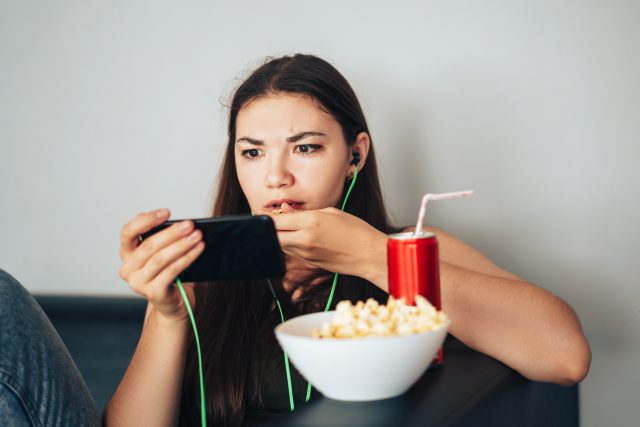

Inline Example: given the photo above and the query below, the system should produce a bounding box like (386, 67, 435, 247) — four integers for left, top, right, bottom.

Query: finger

(147, 241, 206, 301)
(277, 229, 301, 247)
(272, 210, 317, 231)
(120, 208, 171, 256)
(128, 220, 196, 271)
(280, 201, 294, 213)
(127, 237, 203, 297)
(137, 229, 203, 284)
(277, 229, 316, 257)
(278, 241, 306, 260)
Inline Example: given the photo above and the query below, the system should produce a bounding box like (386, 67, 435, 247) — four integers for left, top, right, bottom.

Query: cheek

(297, 165, 347, 206)
(320, 184, 346, 208)
(236, 164, 260, 202)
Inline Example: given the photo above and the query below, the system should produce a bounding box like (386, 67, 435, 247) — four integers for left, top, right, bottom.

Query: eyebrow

(235, 131, 327, 145)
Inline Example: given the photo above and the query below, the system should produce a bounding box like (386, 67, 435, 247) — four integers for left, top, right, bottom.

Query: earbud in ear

(350, 151, 361, 166)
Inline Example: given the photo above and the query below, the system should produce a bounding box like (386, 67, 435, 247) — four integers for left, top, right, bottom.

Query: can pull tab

(414, 191, 474, 236)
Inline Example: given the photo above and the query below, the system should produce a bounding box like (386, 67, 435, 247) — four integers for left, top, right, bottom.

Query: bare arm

(438, 261, 590, 385)
(270, 209, 591, 385)
(104, 209, 205, 426)
(361, 226, 591, 385)
(103, 304, 189, 426)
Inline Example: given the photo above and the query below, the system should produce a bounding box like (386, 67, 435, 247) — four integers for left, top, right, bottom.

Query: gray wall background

(1, 1, 638, 425)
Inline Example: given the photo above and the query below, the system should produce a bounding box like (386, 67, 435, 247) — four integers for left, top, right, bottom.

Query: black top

(245, 279, 390, 420)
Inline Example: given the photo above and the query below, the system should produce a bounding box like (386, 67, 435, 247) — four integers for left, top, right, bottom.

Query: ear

(351, 132, 371, 170)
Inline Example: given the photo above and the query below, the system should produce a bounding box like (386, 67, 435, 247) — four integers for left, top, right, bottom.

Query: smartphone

(139, 214, 285, 282)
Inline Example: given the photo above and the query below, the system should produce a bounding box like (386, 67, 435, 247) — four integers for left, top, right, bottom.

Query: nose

(265, 153, 293, 189)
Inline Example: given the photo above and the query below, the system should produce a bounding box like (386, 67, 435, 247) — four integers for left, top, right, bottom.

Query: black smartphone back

(139, 215, 285, 282)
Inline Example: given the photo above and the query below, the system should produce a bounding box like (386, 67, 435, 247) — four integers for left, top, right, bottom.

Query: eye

(295, 144, 321, 155)
(241, 148, 262, 159)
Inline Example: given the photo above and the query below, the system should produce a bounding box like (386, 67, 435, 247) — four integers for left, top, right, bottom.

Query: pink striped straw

(414, 190, 474, 236)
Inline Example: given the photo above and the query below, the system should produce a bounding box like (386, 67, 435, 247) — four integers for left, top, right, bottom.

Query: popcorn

(312, 295, 448, 339)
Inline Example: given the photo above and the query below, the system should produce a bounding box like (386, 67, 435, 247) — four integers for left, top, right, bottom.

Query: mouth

(264, 199, 305, 213)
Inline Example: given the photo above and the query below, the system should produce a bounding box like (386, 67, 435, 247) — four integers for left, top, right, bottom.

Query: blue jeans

(0, 269, 101, 426)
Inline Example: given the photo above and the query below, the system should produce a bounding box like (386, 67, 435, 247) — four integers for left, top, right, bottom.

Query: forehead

(235, 93, 341, 137)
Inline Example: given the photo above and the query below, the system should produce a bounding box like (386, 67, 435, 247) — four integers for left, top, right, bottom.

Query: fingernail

(189, 230, 201, 241)
(156, 208, 169, 218)
(180, 221, 192, 231)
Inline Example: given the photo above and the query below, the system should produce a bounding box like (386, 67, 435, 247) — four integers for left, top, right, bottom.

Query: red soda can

(387, 231, 443, 365)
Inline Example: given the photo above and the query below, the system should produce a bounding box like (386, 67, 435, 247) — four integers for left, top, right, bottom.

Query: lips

(264, 199, 305, 213)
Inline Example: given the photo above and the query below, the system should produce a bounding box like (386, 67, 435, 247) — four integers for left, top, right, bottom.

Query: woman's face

(234, 93, 352, 215)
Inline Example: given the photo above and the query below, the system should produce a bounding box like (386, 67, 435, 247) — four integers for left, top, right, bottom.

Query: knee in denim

(0, 270, 31, 313)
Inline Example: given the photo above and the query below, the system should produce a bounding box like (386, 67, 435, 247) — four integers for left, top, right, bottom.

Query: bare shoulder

(401, 225, 520, 280)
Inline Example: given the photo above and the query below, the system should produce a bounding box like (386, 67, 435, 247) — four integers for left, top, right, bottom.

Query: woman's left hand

(269, 207, 388, 284)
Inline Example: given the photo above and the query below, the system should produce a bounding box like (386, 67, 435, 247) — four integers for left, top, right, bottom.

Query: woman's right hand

(118, 208, 205, 323)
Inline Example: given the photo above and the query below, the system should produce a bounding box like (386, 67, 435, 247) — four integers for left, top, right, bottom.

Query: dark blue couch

(35, 295, 580, 426)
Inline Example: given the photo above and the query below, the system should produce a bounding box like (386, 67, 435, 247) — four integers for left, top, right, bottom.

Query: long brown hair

(179, 54, 400, 426)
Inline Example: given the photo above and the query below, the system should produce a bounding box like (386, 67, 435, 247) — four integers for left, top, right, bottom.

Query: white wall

(1, 1, 638, 425)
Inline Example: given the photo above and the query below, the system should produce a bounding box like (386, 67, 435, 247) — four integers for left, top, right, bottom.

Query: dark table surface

(244, 336, 578, 427)
(36, 295, 579, 427)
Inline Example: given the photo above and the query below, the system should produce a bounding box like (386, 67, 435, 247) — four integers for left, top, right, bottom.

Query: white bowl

(274, 310, 450, 401)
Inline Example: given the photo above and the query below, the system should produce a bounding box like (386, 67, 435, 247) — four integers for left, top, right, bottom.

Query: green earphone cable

(304, 164, 359, 402)
(178, 164, 359, 423)
(175, 278, 207, 427)
(275, 299, 296, 411)
(325, 164, 359, 311)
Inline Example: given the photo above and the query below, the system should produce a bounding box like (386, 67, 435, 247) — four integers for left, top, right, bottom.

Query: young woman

(0, 54, 591, 427)
(105, 54, 591, 426)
